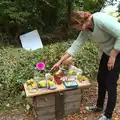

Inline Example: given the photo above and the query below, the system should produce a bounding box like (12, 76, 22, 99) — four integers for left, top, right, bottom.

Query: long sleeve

(67, 31, 89, 56)
(98, 16, 120, 51)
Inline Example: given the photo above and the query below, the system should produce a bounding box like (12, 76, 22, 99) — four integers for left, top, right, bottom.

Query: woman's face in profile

(71, 19, 91, 31)
(70, 11, 93, 31)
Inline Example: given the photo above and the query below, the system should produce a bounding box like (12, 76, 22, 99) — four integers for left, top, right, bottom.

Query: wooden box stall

(24, 79, 91, 120)
(33, 88, 82, 120)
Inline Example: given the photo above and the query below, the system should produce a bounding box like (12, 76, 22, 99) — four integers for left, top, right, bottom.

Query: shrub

(75, 41, 99, 79)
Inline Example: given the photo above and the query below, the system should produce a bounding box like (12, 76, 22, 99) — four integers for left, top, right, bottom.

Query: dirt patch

(0, 109, 34, 120)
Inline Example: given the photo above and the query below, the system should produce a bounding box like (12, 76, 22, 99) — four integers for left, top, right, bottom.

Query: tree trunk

(41, 0, 58, 32)
(14, 24, 21, 46)
(67, 0, 73, 29)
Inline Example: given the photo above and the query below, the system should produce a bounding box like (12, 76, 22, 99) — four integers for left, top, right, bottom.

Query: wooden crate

(33, 94, 55, 120)
(33, 88, 82, 120)
(64, 89, 81, 116)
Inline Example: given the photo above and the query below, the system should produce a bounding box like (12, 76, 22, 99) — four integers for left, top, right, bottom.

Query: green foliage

(117, 2, 120, 13)
(57, 0, 68, 24)
(73, 0, 84, 11)
(75, 41, 99, 78)
(0, 1, 30, 24)
(0, 0, 56, 36)
(83, 0, 104, 13)
(0, 33, 12, 46)
(0, 0, 107, 38)
(73, 0, 107, 13)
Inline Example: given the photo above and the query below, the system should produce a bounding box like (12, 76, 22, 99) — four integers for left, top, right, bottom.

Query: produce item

(26, 79, 37, 92)
(32, 83, 37, 89)
(77, 75, 82, 80)
(26, 79, 34, 85)
(47, 80, 56, 89)
(38, 81, 46, 88)
(77, 75, 89, 83)
(68, 69, 77, 76)
(47, 80, 55, 86)
(54, 71, 63, 85)
(54, 71, 64, 77)
(28, 85, 32, 90)
(54, 71, 61, 76)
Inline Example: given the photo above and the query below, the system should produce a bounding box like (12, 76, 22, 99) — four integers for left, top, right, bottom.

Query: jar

(54, 71, 64, 85)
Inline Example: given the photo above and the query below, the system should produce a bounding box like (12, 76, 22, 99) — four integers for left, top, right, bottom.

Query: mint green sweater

(67, 12, 120, 56)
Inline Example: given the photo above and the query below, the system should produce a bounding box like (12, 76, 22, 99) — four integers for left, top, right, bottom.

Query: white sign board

(20, 30, 43, 50)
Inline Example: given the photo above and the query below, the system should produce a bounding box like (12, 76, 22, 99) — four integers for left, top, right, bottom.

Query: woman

(51, 11, 120, 120)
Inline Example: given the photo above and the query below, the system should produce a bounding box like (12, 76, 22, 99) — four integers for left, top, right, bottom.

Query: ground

(0, 81, 120, 120)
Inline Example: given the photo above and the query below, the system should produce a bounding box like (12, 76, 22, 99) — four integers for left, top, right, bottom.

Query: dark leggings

(96, 53, 120, 118)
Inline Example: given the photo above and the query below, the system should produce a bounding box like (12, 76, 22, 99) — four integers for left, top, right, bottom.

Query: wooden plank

(35, 94, 55, 107)
(24, 80, 91, 97)
(36, 114, 55, 120)
(64, 100, 80, 116)
(33, 96, 55, 120)
(55, 92, 64, 120)
(64, 94, 81, 103)
(64, 89, 81, 103)
(35, 105, 55, 116)
(64, 88, 81, 96)
(33, 97, 37, 120)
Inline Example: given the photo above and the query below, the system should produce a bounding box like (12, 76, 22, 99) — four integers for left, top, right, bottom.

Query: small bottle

(45, 73, 51, 80)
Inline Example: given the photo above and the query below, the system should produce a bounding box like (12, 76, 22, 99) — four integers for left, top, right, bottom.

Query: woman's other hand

(108, 56, 116, 70)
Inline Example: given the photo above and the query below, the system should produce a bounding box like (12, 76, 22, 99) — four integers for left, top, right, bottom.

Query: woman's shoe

(85, 105, 103, 112)
(98, 115, 112, 120)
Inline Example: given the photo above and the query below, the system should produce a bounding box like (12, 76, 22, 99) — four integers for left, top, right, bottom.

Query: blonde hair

(70, 11, 91, 25)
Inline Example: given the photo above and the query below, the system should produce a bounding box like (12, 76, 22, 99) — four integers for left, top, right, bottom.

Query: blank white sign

(20, 30, 43, 50)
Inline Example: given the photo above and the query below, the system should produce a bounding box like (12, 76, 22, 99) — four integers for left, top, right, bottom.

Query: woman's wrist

(110, 49, 119, 58)
(59, 53, 71, 65)
(109, 56, 116, 60)
(58, 60, 62, 65)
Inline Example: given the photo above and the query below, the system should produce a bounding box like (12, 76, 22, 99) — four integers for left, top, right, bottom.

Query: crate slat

(36, 114, 55, 120)
(64, 89, 81, 103)
(35, 94, 55, 108)
(64, 100, 80, 116)
(36, 105, 55, 116)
